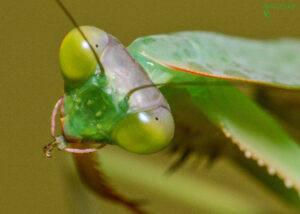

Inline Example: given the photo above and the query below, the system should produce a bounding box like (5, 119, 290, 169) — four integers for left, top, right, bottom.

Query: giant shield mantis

(44, 0, 300, 213)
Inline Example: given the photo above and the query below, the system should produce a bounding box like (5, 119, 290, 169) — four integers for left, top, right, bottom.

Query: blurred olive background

(0, 0, 299, 213)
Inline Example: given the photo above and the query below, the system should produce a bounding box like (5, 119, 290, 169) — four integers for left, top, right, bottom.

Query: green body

(59, 27, 300, 205)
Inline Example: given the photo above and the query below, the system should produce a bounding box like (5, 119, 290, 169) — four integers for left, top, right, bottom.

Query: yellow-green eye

(112, 107, 175, 154)
(59, 26, 108, 87)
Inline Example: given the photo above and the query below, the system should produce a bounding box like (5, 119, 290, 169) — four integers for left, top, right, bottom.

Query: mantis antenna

(124, 81, 231, 100)
(55, 0, 105, 74)
(124, 79, 295, 100)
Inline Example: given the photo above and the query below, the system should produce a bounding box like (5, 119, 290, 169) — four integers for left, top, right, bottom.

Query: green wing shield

(128, 32, 300, 198)
(128, 31, 300, 89)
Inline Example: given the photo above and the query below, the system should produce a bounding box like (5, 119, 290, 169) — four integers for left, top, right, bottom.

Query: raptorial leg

(43, 135, 106, 158)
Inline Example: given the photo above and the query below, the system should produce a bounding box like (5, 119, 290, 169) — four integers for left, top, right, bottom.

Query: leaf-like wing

(128, 39, 300, 197)
(128, 31, 300, 89)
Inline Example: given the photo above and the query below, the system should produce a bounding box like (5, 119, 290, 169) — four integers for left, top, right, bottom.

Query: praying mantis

(44, 0, 300, 213)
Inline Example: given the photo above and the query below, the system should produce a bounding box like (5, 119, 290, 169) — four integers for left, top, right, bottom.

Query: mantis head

(57, 26, 175, 154)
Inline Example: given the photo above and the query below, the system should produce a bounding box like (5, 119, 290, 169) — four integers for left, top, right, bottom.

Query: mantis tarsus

(44, 0, 300, 213)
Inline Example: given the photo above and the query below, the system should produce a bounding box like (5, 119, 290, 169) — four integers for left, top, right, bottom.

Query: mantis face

(59, 26, 175, 154)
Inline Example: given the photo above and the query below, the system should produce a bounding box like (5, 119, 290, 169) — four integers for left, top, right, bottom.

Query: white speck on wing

(146, 62, 154, 66)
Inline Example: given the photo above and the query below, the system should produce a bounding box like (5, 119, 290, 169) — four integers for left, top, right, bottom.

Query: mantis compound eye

(59, 26, 108, 87)
(112, 107, 175, 154)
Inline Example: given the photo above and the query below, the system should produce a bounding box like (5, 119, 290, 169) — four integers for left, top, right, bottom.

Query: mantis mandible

(44, 0, 300, 213)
